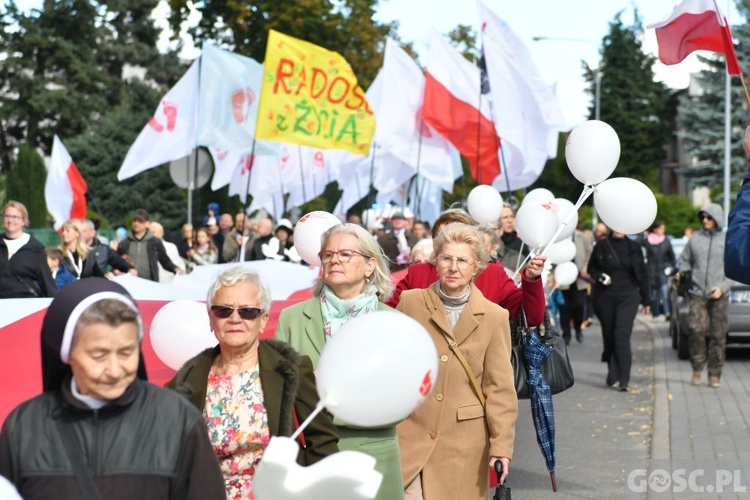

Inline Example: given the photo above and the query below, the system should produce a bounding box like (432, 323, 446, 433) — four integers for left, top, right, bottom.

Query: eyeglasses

(319, 249, 369, 264)
(436, 254, 475, 269)
(3, 213, 22, 220)
(699, 214, 714, 222)
(210, 305, 264, 320)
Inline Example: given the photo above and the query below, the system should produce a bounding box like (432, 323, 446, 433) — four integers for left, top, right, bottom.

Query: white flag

(377, 38, 460, 192)
(198, 44, 278, 157)
(478, 2, 551, 190)
(118, 61, 199, 180)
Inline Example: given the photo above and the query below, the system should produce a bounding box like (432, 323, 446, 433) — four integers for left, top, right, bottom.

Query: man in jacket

(117, 209, 184, 282)
(559, 228, 593, 344)
(679, 203, 735, 388)
(80, 219, 136, 278)
(0, 278, 225, 499)
(377, 211, 418, 271)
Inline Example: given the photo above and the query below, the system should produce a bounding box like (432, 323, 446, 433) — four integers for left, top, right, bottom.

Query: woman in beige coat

(396, 223, 518, 500)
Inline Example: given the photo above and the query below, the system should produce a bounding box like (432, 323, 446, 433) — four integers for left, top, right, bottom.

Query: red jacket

(387, 262, 546, 326)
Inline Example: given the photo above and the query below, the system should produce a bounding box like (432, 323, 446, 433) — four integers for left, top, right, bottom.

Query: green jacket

(166, 339, 338, 466)
(274, 297, 405, 500)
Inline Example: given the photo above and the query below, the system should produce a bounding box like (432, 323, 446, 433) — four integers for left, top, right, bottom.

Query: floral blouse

(204, 365, 270, 500)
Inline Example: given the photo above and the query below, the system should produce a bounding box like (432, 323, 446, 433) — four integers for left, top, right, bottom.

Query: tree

(584, 11, 672, 186)
(676, 2, 750, 198)
(167, 0, 396, 88)
(0, 0, 182, 173)
(6, 143, 47, 227)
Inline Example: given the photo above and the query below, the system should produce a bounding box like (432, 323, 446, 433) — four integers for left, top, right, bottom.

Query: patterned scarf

(320, 283, 379, 339)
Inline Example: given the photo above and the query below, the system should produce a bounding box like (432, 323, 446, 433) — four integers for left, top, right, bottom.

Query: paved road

(495, 314, 750, 499)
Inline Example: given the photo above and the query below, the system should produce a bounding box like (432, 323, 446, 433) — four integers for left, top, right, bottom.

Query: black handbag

(510, 309, 575, 399)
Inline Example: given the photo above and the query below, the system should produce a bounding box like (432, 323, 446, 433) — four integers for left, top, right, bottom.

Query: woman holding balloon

(275, 223, 405, 500)
(396, 223, 518, 500)
(387, 208, 547, 327)
(587, 227, 650, 392)
(167, 266, 339, 498)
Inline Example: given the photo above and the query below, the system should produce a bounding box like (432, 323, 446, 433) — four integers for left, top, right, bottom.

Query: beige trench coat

(396, 283, 518, 500)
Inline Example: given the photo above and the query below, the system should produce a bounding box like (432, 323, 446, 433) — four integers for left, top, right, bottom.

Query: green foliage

(676, 12, 749, 191)
(6, 143, 47, 227)
(583, 11, 672, 186)
(654, 193, 701, 237)
(167, 0, 396, 88)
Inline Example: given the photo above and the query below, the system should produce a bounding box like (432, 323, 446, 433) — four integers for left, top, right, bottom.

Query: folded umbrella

(521, 328, 558, 491)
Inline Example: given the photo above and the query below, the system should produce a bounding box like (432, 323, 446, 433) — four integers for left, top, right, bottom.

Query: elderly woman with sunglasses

(275, 223, 404, 500)
(167, 266, 338, 499)
(396, 223, 517, 500)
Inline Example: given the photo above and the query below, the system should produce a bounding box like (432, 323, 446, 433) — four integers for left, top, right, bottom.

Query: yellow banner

(256, 30, 375, 155)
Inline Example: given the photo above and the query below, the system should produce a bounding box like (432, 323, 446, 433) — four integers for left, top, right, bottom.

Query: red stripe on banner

(423, 73, 500, 184)
(66, 160, 88, 219)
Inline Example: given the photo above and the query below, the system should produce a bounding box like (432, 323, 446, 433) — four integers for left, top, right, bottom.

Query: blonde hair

(312, 223, 393, 301)
(431, 223, 489, 273)
(60, 219, 88, 260)
(431, 209, 475, 238)
(3, 200, 29, 226)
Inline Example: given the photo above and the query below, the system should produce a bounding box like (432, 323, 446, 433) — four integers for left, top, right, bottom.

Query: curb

(636, 317, 671, 462)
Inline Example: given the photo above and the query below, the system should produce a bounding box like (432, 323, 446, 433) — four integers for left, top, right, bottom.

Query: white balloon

(545, 239, 577, 265)
(514, 202, 559, 249)
(554, 261, 579, 287)
(316, 311, 439, 427)
(521, 188, 555, 207)
(150, 300, 215, 370)
(294, 211, 342, 266)
(361, 209, 380, 231)
(550, 198, 578, 242)
(594, 177, 657, 235)
(467, 185, 504, 224)
(565, 120, 620, 185)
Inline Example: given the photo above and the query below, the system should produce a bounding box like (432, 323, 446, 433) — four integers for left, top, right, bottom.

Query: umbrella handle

(494, 460, 504, 477)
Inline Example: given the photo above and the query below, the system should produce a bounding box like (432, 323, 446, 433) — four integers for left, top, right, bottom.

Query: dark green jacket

(166, 339, 339, 466)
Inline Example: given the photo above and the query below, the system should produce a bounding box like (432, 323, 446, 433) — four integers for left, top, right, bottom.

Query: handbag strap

(55, 419, 102, 500)
(422, 290, 486, 408)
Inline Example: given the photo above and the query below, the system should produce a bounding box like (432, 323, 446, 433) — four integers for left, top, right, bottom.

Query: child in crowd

(45, 247, 75, 291)
(546, 271, 565, 329)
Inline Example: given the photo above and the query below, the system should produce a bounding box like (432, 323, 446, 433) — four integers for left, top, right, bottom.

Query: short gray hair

(81, 219, 95, 231)
(312, 223, 393, 301)
(431, 223, 489, 273)
(206, 265, 272, 312)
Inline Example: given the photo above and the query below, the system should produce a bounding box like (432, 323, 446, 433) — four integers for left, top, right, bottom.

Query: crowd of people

(0, 182, 739, 498)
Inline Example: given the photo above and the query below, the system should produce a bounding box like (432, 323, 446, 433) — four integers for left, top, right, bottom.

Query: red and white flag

(45, 135, 87, 230)
(423, 30, 500, 185)
(117, 60, 200, 180)
(648, 0, 741, 75)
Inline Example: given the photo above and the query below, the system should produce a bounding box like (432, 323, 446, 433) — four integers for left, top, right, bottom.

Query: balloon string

(291, 400, 325, 441)
(538, 185, 596, 257)
(513, 246, 538, 279)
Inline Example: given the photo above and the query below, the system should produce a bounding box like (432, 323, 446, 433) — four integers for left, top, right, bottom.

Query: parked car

(668, 237, 750, 359)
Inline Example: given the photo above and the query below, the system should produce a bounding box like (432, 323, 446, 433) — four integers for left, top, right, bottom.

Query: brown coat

(396, 283, 517, 500)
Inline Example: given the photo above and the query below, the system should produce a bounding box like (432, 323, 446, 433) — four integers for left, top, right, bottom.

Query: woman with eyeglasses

(396, 223, 517, 500)
(275, 223, 404, 500)
(0, 200, 57, 298)
(167, 266, 338, 498)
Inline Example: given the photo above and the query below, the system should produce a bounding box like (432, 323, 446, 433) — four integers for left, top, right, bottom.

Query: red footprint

(232, 89, 246, 124)
(162, 101, 178, 131)
(148, 117, 164, 132)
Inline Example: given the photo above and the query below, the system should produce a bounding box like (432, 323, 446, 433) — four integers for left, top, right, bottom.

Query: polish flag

(423, 30, 500, 185)
(117, 60, 200, 180)
(648, 0, 741, 75)
(45, 135, 88, 231)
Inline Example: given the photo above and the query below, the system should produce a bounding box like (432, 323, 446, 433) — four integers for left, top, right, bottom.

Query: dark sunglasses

(698, 213, 714, 222)
(210, 305, 264, 320)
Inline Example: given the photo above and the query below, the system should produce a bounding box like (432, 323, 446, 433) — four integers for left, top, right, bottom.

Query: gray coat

(679, 203, 735, 297)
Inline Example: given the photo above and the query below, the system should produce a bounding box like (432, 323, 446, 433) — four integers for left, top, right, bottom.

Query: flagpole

(297, 146, 307, 206)
(368, 142, 377, 211)
(242, 138, 258, 220)
(475, 84, 483, 185)
(415, 118, 426, 219)
(724, 69, 731, 227)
